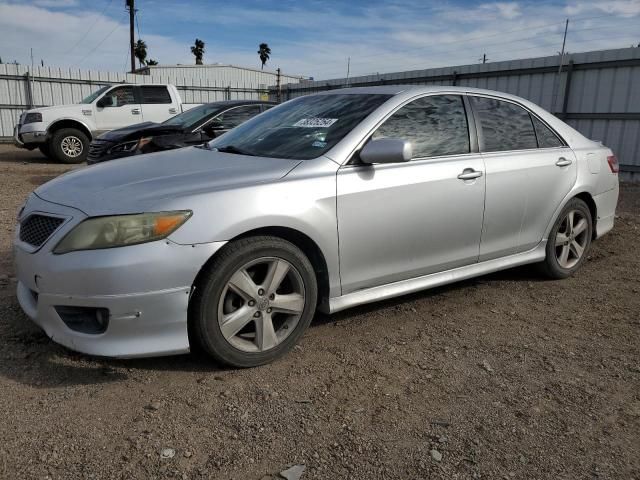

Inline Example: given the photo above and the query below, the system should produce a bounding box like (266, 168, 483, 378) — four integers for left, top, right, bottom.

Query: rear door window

(140, 86, 172, 104)
(471, 96, 537, 152)
(372, 94, 470, 159)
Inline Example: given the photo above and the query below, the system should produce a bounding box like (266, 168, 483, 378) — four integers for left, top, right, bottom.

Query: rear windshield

(208, 94, 392, 160)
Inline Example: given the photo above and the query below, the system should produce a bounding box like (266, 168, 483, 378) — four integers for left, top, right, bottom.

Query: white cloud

(33, 0, 77, 7)
(565, 0, 640, 17)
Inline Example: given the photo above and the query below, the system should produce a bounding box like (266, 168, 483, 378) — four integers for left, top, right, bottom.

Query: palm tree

(134, 39, 147, 68)
(258, 43, 271, 70)
(146, 59, 158, 65)
(191, 39, 205, 65)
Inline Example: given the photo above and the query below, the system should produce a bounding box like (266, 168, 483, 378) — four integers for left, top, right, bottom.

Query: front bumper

(14, 195, 226, 358)
(14, 124, 47, 148)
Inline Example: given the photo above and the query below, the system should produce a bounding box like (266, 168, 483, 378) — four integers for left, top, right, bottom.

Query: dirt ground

(0, 144, 638, 480)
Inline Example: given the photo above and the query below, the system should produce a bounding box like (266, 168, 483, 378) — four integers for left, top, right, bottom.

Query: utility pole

(482, 53, 487, 64)
(345, 57, 350, 86)
(126, 0, 135, 73)
(276, 67, 281, 103)
(553, 18, 569, 112)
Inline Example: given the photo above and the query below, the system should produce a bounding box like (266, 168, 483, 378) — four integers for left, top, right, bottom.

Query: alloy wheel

(554, 209, 589, 269)
(217, 257, 306, 353)
(61, 136, 83, 157)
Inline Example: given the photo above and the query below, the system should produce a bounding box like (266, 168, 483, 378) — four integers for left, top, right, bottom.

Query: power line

(318, 11, 631, 71)
(78, 13, 126, 66)
(65, 0, 114, 54)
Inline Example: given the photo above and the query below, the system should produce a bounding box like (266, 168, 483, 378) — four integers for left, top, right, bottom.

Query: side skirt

(327, 241, 547, 314)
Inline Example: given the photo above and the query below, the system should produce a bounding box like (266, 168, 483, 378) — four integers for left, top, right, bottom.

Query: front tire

(540, 198, 592, 279)
(50, 128, 89, 164)
(190, 236, 318, 367)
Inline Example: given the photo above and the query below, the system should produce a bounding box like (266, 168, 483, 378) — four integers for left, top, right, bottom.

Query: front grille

(19, 214, 64, 247)
(88, 139, 113, 161)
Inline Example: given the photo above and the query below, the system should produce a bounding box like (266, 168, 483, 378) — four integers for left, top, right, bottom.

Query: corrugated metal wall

(0, 63, 274, 139)
(278, 47, 640, 179)
(138, 64, 304, 86)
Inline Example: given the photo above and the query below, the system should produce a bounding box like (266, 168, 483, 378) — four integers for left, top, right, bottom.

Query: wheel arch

(47, 119, 93, 140)
(190, 226, 331, 311)
(544, 189, 598, 241)
(574, 191, 597, 239)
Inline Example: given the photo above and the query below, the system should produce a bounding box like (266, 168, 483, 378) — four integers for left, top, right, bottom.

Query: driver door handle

(556, 157, 572, 167)
(131, 108, 141, 115)
(457, 169, 483, 180)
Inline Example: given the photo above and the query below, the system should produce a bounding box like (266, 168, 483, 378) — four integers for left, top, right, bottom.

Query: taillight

(607, 155, 619, 173)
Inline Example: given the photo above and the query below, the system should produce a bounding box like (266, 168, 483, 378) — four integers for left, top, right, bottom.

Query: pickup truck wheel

(38, 143, 51, 159)
(51, 128, 89, 164)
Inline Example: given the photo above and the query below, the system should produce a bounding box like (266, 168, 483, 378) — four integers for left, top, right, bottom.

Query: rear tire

(190, 236, 318, 367)
(50, 128, 89, 164)
(540, 198, 592, 279)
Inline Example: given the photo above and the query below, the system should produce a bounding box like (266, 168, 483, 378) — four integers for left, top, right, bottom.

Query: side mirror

(359, 138, 412, 164)
(97, 96, 114, 108)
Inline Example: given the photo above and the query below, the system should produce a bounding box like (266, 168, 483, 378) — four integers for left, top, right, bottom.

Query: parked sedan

(14, 86, 619, 367)
(87, 100, 274, 164)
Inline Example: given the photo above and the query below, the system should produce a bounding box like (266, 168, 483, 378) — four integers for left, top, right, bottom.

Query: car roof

(314, 85, 528, 103)
(201, 100, 277, 107)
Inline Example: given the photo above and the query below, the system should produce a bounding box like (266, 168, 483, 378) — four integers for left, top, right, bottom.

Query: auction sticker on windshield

(293, 118, 338, 128)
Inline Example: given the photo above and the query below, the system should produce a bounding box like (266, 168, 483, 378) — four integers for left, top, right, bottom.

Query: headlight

(53, 211, 192, 254)
(24, 112, 43, 124)
(107, 137, 153, 155)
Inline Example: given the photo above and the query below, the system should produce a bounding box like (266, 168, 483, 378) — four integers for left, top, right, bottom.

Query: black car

(87, 100, 275, 164)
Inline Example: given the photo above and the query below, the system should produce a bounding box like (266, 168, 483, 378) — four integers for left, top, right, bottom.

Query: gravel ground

(0, 144, 639, 480)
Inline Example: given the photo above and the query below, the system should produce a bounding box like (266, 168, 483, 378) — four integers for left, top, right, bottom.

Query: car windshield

(208, 94, 392, 160)
(162, 103, 226, 129)
(81, 86, 111, 104)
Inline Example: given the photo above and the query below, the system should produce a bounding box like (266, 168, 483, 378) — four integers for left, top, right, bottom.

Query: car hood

(35, 146, 302, 216)
(26, 104, 90, 120)
(98, 122, 184, 142)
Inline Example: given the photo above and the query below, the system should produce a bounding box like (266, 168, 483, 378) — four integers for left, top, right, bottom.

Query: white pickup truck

(14, 84, 189, 163)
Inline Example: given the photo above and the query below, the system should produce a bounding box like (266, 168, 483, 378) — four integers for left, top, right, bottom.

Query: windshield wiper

(214, 145, 256, 156)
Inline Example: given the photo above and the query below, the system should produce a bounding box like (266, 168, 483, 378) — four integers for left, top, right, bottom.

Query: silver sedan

(14, 86, 619, 367)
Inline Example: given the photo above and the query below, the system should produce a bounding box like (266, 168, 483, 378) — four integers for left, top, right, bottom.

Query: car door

(468, 95, 578, 261)
(203, 104, 263, 138)
(138, 86, 177, 123)
(336, 94, 486, 294)
(94, 86, 141, 132)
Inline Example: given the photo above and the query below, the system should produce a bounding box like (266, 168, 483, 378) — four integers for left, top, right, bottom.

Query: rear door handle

(169, 107, 178, 114)
(556, 157, 572, 167)
(457, 169, 483, 180)
(131, 108, 141, 115)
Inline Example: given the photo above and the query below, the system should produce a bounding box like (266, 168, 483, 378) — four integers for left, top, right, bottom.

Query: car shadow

(0, 263, 545, 388)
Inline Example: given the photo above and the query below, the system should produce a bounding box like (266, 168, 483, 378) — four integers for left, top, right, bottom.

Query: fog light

(55, 306, 109, 334)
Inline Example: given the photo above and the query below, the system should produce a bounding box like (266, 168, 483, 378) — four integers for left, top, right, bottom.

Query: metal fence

(0, 63, 269, 139)
(277, 47, 640, 180)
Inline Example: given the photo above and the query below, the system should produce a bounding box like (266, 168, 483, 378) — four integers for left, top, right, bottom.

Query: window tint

(214, 105, 262, 129)
(531, 115, 564, 148)
(372, 95, 469, 158)
(140, 86, 172, 104)
(471, 97, 537, 152)
(105, 86, 136, 107)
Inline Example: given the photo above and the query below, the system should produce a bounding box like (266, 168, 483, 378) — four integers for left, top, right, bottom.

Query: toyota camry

(14, 86, 619, 367)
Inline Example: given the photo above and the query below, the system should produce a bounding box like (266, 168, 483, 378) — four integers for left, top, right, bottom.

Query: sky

(0, 0, 639, 80)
